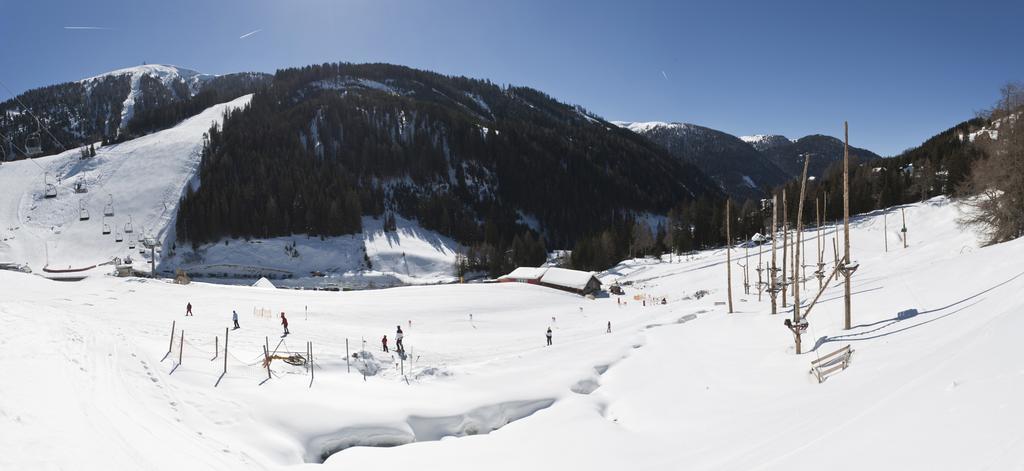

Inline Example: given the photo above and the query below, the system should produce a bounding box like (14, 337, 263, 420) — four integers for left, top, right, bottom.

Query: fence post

(213, 336, 218, 361)
(263, 345, 271, 381)
(309, 341, 314, 387)
(223, 327, 228, 375)
(346, 338, 350, 373)
(178, 329, 184, 365)
(167, 320, 176, 355)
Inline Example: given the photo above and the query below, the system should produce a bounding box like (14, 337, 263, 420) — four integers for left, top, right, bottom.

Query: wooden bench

(810, 344, 854, 383)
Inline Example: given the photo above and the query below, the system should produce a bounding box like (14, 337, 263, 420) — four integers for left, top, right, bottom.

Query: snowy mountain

(739, 133, 791, 152)
(2, 195, 1022, 470)
(1, 65, 270, 157)
(0, 91, 460, 285)
(618, 121, 791, 199)
(78, 64, 215, 128)
(174, 63, 721, 263)
(0, 94, 254, 274)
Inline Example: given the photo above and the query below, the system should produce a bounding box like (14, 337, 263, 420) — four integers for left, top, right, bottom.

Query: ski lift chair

(124, 215, 133, 234)
(44, 183, 57, 198)
(79, 200, 90, 221)
(25, 132, 42, 156)
(103, 194, 114, 217)
(128, 239, 136, 250)
(102, 216, 111, 235)
(115, 230, 123, 243)
(74, 177, 88, 194)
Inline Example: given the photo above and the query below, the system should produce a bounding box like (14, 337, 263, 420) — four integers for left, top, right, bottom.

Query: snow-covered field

(2, 196, 1022, 470)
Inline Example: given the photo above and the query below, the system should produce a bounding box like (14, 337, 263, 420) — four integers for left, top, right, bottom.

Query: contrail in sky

(661, 70, 670, 81)
(64, 26, 114, 30)
(239, 29, 262, 39)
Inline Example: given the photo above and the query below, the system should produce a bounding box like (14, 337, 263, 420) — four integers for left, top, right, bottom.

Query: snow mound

(252, 277, 276, 289)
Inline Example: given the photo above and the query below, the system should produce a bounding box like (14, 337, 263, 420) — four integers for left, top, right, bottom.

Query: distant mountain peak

(739, 134, 791, 152)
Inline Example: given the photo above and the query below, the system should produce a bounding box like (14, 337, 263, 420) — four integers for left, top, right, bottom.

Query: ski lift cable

(0, 78, 68, 151)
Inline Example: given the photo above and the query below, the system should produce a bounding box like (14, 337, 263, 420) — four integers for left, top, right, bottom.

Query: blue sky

(2, 0, 1021, 156)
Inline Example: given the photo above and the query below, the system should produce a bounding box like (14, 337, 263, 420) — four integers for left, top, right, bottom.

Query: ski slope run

(0, 94, 253, 272)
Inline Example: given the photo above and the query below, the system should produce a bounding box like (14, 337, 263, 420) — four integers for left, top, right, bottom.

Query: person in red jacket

(186, 302, 193, 316)
(382, 335, 389, 352)
(280, 312, 289, 335)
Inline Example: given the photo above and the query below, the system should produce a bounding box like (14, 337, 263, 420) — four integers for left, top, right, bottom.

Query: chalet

(497, 267, 547, 285)
(499, 266, 602, 296)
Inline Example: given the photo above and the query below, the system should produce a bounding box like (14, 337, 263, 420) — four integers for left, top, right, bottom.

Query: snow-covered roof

(252, 277, 276, 289)
(538, 267, 598, 290)
(499, 267, 548, 281)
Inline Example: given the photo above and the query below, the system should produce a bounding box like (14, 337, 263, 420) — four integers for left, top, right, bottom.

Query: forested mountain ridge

(618, 121, 792, 199)
(1, 65, 270, 157)
(761, 134, 883, 178)
(175, 63, 722, 268)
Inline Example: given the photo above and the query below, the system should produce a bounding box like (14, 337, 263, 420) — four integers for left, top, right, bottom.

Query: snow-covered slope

(80, 64, 215, 126)
(164, 214, 461, 287)
(0, 91, 459, 284)
(0, 94, 252, 272)
(2, 196, 1022, 470)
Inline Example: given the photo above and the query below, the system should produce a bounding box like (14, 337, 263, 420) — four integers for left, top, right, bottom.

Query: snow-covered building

(499, 266, 602, 295)
(539, 267, 601, 295)
(498, 267, 547, 284)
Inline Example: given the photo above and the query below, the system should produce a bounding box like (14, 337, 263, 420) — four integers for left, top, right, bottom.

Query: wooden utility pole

(816, 197, 825, 290)
(781, 190, 788, 308)
(756, 239, 763, 302)
(742, 246, 750, 295)
(901, 208, 908, 248)
(769, 194, 778, 315)
(792, 155, 811, 354)
(726, 200, 734, 314)
(884, 210, 889, 252)
(840, 121, 857, 330)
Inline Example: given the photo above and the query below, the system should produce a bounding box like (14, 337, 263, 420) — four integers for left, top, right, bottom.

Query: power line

(0, 77, 68, 152)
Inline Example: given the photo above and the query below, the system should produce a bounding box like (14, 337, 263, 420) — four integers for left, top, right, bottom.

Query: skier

(280, 312, 289, 336)
(186, 302, 193, 316)
(232, 310, 240, 329)
(607, 321, 611, 333)
(545, 327, 553, 346)
(395, 325, 404, 353)
(382, 335, 389, 353)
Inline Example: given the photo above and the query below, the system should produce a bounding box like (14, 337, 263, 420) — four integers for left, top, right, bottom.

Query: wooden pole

(743, 246, 750, 295)
(263, 345, 271, 381)
(168, 320, 176, 355)
(884, 210, 889, 252)
(901, 208, 908, 248)
(178, 329, 184, 365)
(842, 121, 853, 330)
(214, 336, 218, 361)
(816, 197, 824, 290)
(223, 327, 228, 375)
(793, 155, 811, 354)
(769, 194, 778, 315)
(756, 240, 763, 302)
(346, 338, 350, 373)
(726, 199, 733, 314)
(781, 190, 788, 308)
